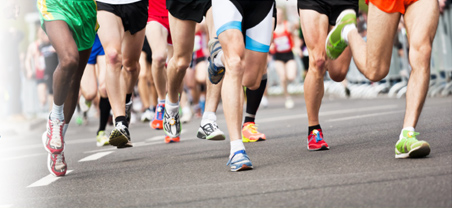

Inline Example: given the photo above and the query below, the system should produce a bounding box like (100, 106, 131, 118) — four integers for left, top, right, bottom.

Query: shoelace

(245, 124, 259, 134)
(202, 122, 218, 135)
(311, 130, 322, 143)
(51, 119, 63, 146)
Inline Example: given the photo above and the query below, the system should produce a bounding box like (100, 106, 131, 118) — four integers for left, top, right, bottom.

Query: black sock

(244, 75, 267, 124)
(98, 97, 111, 134)
(126, 93, 132, 103)
(308, 124, 322, 135)
(115, 116, 128, 128)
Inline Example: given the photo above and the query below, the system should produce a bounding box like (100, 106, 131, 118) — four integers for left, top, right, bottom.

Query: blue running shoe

(208, 37, 225, 84)
(226, 150, 253, 172)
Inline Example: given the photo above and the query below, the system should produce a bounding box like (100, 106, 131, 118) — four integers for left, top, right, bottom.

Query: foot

(47, 152, 67, 177)
(141, 108, 155, 122)
(197, 120, 226, 141)
(109, 122, 132, 148)
(96, 131, 110, 147)
(227, 150, 253, 172)
(43, 115, 65, 154)
(207, 37, 225, 84)
(163, 105, 182, 138)
(307, 129, 329, 151)
(395, 130, 430, 158)
(242, 122, 266, 143)
(164, 135, 180, 143)
(180, 107, 192, 124)
(150, 103, 165, 130)
(325, 10, 357, 60)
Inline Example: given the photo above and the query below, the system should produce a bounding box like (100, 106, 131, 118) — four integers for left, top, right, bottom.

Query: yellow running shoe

(242, 122, 266, 143)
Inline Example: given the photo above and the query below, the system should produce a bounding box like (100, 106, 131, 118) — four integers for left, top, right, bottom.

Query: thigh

(195, 60, 207, 84)
(366, 2, 401, 71)
(403, 0, 439, 51)
(97, 11, 124, 54)
(285, 59, 297, 79)
(299, 9, 329, 58)
(43, 21, 79, 63)
(122, 29, 146, 65)
(168, 14, 197, 61)
(146, 21, 169, 56)
(243, 50, 268, 89)
(274, 60, 286, 78)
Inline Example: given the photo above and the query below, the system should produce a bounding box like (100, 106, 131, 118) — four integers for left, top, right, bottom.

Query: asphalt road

(1, 96, 451, 207)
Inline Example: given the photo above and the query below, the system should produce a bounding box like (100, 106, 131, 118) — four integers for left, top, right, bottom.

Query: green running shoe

(325, 10, 357, 60)
(395, 130, 431, 158)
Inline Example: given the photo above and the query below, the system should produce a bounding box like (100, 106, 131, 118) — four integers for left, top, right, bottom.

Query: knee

(171, 56, 191, 74)
(84, 90, 97, 101)
(123, 58, 139, 73)
(225, 56, 244, 78)
(308, 55, 326, 76)
(365, 60, 389, 82)
(59, 53, 79, 72)
(105, 48, 122, 66)
(152, 54, 167, 67)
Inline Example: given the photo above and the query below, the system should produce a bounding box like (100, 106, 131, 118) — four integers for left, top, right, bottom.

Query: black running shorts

(166, 0, 211, 23)
(97, 0, 148, 34)
(298, 0, 358, 25)
(273, 51, 295, 63)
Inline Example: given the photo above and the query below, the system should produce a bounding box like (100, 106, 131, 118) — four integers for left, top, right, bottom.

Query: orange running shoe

(150, 103, 164, 130)
(242, 122, 266, 143)
(165, 135, 180, 143)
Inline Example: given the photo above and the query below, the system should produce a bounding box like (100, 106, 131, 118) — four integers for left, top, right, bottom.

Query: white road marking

(327, 110, 405, 122)
(27, 170, 74, 188)
(258, 104, 398, 123)
(0, 204, 13, 208)
(78, 151, 113, 162)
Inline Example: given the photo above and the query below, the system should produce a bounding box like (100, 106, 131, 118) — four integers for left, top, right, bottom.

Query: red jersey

(194, 31, 206, 59)
(272, 21, 294, 53)
(148, 0, 167, 17)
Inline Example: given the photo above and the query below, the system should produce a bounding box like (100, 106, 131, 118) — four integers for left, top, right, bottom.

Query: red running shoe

(307, 129, 329, 151)
(43, 116, 65, 154)
(165, 135, 180, 143)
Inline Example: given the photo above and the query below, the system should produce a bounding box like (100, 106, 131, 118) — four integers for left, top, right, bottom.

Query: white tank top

(97, 0, 141, 5)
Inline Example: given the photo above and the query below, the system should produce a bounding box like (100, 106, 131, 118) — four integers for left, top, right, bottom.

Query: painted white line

(78, 151, 113, 162)
(327, 110, 405, 122)
(27, 170, 74, 188)
(0, 204, 13, 208)
(259, 104, 398, 123)
(83, 147, 117, 154)
(1, 153, 46, 161)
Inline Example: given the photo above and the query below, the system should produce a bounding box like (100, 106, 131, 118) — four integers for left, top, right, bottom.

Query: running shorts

(273, 51, 295, 63)
(142, 36, 153, 63)
(298, 0, 359, 26)
(88, 34, 105, 65)
(213, 0, 275, 53)
(368, 0, 418, 14)
(97, 0, 148, 34)
(148, 15, 173, 44)
(37, 0, 98, 51)
(166, 0, 211, 23)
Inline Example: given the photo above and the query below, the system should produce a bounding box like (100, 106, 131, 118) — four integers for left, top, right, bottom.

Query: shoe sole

(307, 145, 330, 151)
(231, 164, 253, 172)
(109, 130, 129, 148)
(242, 136, 266, 143)
(325, 11, 356, 60)
(395, 143, 431, 158)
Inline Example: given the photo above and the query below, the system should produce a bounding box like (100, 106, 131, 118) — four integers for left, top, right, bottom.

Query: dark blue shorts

(87, 34, 105, 65)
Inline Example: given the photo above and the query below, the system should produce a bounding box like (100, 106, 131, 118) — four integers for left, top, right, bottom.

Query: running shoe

(325, 10, 357, 60)
(180, 107, 192, 123)
(285, 97, 295, 109)
(207, 37, 225, 84)
(47, 152, 67, 177)
(227, 150, 253, 172)
(125, 100, 132, 124)
(197, 120, 226, 141)
(141, 108, 155, 122)
(242, 122, 266, 143)
(43, 115, 65, 154)
(151, 103, 165, 130)
(307, 129, 329, 151)
(96, 131, 110, 147)
(164, 135, 180, 143)
(395, 130, 430, 158)
(163, 107, 181, 138)
(109, 121, 133, 148)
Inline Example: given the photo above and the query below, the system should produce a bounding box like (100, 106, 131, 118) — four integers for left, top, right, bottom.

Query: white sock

(214, 51, 224, 68)
(342, 24, 356, 44)
(201, 112, 217, 126)
(51, 103, 64, 121)
(400, 127, 415, 140)
(230, 140, 245, 157)
(165, 100, 179, 114)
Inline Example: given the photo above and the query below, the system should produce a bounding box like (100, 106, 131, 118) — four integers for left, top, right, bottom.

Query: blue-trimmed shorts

(87, 34, 105, 65)
(212, 0, 274, 53)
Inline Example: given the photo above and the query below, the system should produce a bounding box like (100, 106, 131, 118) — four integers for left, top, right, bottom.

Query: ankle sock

(308, 124, 322, 135)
